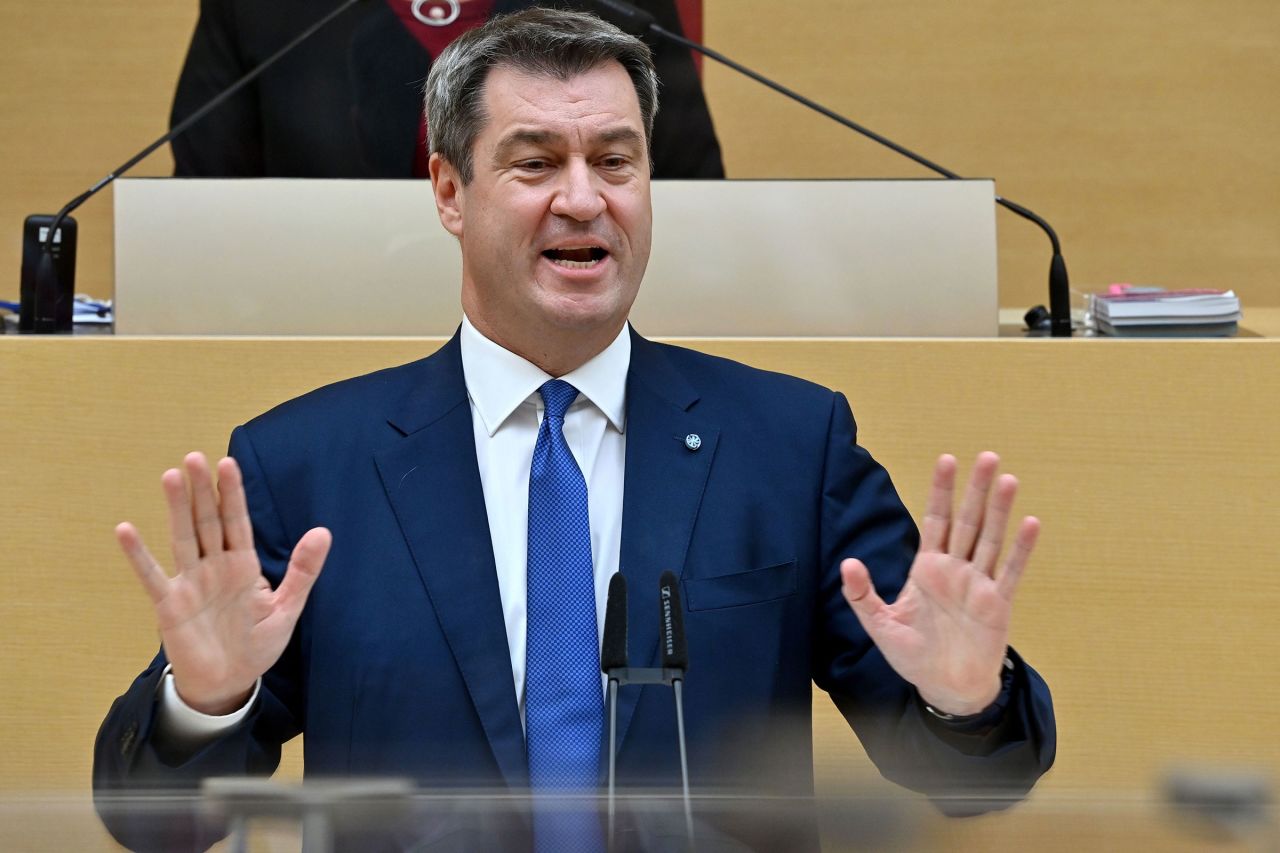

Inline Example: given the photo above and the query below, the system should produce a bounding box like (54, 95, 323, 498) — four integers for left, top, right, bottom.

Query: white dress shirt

(461, 316, 629, 719)
(157, 316, 630, 740)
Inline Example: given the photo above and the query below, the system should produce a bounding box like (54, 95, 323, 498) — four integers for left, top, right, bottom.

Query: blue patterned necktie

(526, 379, 604, 849)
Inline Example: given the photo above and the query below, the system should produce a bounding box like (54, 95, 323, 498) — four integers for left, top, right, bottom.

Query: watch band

(923, 654, 1016, 723)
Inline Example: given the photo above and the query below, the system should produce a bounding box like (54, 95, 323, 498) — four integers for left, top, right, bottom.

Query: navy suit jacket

(94, 331, 1055, 851)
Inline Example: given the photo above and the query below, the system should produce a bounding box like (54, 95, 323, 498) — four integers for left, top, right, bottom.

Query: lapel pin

(684, 433, 702, 451)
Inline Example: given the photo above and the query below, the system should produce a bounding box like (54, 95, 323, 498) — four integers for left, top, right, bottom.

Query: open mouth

(541, 247, 609, 270)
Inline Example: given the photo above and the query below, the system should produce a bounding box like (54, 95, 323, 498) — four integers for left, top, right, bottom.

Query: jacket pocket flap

(683, 560, 797, 611)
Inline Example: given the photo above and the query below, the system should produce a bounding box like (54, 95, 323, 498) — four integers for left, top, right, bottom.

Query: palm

(116, 453, 330, 715)
(841, 453, 1039, 716)
(152, 547, 286, 700)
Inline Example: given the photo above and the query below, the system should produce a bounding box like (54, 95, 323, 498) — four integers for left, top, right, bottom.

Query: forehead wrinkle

(489, 122, 645, 168)
(597, 126, 644, 148)
(491, 129, 563, 165)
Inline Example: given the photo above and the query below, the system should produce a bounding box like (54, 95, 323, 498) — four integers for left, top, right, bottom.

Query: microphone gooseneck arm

(42, 0, 367, 251)
(602, 0, 1073, 336)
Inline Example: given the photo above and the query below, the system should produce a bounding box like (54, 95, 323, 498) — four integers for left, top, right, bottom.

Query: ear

(429, 152, 465, 239)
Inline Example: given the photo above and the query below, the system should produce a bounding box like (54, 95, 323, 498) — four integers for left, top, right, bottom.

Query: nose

(549, 158, 607, 222)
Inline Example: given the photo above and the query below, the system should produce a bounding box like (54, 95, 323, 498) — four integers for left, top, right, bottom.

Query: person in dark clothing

(170, 0, 724, 179)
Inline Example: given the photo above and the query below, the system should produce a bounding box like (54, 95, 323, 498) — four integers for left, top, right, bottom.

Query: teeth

(544, 246, 607, 266)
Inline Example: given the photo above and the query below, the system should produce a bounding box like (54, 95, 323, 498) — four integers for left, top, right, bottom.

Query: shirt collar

(459, 315, 630, 437)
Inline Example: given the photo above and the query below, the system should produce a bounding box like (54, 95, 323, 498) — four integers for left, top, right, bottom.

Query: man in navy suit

(96, 8, 1055, 851)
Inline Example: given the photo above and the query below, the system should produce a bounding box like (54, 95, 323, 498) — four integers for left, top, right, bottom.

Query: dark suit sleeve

(811, 392, 1056, 813)
(170, 0, 265, 177)
(92, 427, 305, 852)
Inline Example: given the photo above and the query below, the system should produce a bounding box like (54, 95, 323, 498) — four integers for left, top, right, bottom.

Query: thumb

(840, 558, 888, 629)
(275, 527, 332, 614)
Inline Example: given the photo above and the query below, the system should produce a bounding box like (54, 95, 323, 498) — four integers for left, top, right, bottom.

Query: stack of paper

(1090, 287, 1241, 337)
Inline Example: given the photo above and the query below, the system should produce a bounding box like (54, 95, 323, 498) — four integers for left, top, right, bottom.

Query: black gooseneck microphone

(590, 0, 1074, 337)
(19, 0, 369, 333)
(657, 570, 693, 843)
(601, 572, 628, 847)
(602, 572, 630, 674)
(600, 571, 694, 848)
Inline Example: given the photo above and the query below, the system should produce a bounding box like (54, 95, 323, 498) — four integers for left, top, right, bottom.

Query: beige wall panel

(0, 1, 193, 299)
(3, 2, 1277, 315)
(1, 337, 1278, 853)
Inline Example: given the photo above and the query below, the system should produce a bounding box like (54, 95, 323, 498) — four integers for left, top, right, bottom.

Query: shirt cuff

(155, 663, 261, 747)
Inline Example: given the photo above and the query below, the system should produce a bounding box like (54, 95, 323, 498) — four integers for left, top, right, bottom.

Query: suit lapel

(616, 332, 719, 748)
(374, 335, 527, 786)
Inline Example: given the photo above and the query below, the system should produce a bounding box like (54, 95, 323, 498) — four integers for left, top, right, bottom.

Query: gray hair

(423, 7, 659, 184)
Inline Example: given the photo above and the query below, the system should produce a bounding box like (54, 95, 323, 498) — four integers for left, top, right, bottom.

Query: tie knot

(538, 379, 579, 421)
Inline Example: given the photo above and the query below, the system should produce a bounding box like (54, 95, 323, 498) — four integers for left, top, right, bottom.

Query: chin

(537, 294, 628, 331)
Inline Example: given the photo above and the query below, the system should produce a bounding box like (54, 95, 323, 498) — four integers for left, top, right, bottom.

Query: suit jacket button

(684, 433, 702, 451)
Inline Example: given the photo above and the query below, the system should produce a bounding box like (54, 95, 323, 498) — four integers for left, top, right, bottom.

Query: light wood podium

(2, 333, 1278, 851)
(4, 174, 1277, 853)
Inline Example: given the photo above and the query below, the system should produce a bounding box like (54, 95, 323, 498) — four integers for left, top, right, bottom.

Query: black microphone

(658, 570, 688, 672)
(602, 571, 629, 844)
(602, 572, 629, 673)
(600, 570, 694, 842)
(590, 0, 1074, 337)
(589, 0, 655, 37)
(19, 0, 369, 333)
(657, 570, 694, 841)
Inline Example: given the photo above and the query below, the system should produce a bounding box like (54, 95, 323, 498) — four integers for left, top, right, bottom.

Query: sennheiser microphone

(602, 572, 630, 674)
(19, 0, 369, 333)
(657, 570, 694, 842)
(602, 571, 628, 847)
(591, 0, 1074, 337)
(658, 570, 688, 672)
(600, 570, 694, 843)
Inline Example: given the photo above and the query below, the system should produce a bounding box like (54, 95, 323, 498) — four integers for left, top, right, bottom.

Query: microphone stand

(604, 663, 693, 849)
(672, 674, 692, 842)
(594, 0, 1073, 337)
(607, 675, 620, 847)
(602, 570, 694, 850)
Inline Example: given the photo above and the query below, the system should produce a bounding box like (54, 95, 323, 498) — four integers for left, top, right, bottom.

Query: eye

(599, 155, 629, 170)
(516, 159, 551, 172)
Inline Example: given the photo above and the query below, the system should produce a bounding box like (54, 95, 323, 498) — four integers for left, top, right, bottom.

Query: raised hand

(115, 452, 331, 716)
(840, 452, 1039, 716)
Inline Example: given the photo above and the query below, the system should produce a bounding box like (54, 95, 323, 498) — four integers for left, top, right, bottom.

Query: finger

(919, 454, 956, 553)
(996, 516, 1040, 600)
(840, 558, 890, 635)
(972, 473, 1018, 578)
(216, 457, 254, 552)
(162, 467, 201, 572)
(115, 522, 169, 605)
(947, 451, 999, 560)
(185, 452, 224, 558)
(274, 527, 333, 617)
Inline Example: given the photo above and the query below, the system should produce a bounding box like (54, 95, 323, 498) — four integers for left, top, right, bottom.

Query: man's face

(431, 61, 652, 363)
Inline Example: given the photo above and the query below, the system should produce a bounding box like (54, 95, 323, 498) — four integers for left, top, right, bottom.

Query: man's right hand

(115, 452, 330, 716)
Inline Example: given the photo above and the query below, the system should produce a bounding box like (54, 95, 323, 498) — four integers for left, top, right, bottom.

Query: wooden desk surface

(999, 306, 1280, 338)
(2, 336, 1277, 850)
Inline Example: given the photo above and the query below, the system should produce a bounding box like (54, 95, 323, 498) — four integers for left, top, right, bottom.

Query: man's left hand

(840, 452, 1040, 717)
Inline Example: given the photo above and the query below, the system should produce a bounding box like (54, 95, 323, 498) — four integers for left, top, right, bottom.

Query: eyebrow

(491, 126, 645, 164)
